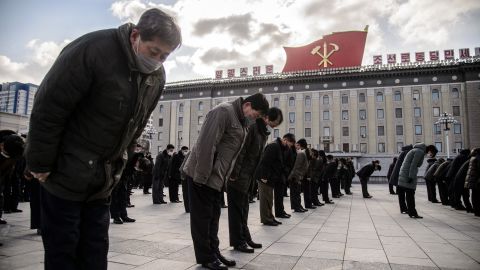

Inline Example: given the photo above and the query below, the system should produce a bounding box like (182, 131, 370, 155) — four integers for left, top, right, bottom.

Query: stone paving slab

(1, 184, 480, 269)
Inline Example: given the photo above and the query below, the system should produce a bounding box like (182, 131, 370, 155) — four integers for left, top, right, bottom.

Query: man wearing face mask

(153, 144, 175, 204)
(168, 146, 189, 203)
(183, 93, 269, 270)
(24, 8, 181, 270)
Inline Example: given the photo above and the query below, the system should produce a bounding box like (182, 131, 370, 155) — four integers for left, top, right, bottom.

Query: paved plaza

(1, 184, 480, 270)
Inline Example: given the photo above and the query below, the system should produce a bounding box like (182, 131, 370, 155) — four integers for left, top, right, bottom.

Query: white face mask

(182, 150, 189, 155)
(267, 126, 273, 133)
(168, 150, 174, 156)
(134, 36, 163, 74)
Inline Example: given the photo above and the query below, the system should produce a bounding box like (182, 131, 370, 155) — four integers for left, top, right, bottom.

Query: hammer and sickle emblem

(311, 42, 340, 67)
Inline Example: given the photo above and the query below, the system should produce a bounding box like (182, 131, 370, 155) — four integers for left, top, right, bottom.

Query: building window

(342, 95, 348, 104)
(323, 95, 329, 105)
(157, 132, 163, 141)
(455, 142, 463, 151)
(289, 97, 295, 106)
(394, 91, 401, 101)
(323, 110, 330, 120)
(415, 125, 422, 135)
(178, 117, 183, 126)
(377, 109, 384, 119)
(452, 88, 459, 98)
(289, 112, 295, 123)
(360, 143, 367, 153)
(360, 126, 367, 137)
(435, 142, 442, 152)
(157, 146, 162, 155)
(342, 110, 349, 120)
(432, 89, 440, 101)
(159, 104, 164, 113)
(198, 101, 204, 111)
(178, 131, 183, 143)
(396, 125, 403, 135)
(305, 96, 311, 107)
(273, 98, 280, 107)
(414, 107, 421, 117)
(376, 92, 384, 102)
(378, 143, 385, 153)
(159, 118, 163, 127)
(434, 124, 441, 135)
(395, 108, 403, 118)
(359, 109, 367, 120)
(433, 107, 440, 117)
(179, 103, 184, 112)
(289, 128, 295, 134)
(413, 90, 420, 101)
(378, 126, 385, 136)
(454, 123, 461, 134)
(274, 129, 280, 138)
(452, 106, 460, 116)
(397, 142, 404, 153)
(305, 128, 312, 137)
(198, 116, 204, 125)
(342, 127, 349, 136)
(305, 112, 311, 122)
(343, 143, 349, 153)
(359, 93, 366, 102)
(324, 127, 330, 136)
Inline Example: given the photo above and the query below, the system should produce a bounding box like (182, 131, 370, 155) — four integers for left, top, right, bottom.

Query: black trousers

(404, 187, 418, 216)
(189, 176, 222, 264)
(289, 181, 302, 210)
(29, 179, 41, 229)
(227, 187, 252, 247)
(110, 181, 128, 219)
(425, 180, 437, 201)
(4, 175, 20, 211)
(169, 180, 180, 202)
(389, 184, 396, 194)
(40, 187, 109, 270)
(320, 180, 330, 202)
(360, 177, 370, 197)
(448, 179, 455, 206)
(143, 174, 152, 194)
(330, 178, 340, 196)
(274, 181, 286, 216)
(182, 178, 191, 213)
(438, 181, 449, 205)
(472, 188, 480, 216)
(311, 181, 321, 205)
(345, 178, 352, 194)
(152, 177, 165, 203)
(397, 186, 408, 212)
(302, 179, 312, 208)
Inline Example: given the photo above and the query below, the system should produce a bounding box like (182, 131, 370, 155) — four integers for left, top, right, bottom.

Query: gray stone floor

(1, 184, 480, 270)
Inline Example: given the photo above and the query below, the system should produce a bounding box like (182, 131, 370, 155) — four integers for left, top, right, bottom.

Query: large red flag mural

(282, 26, 368, 72)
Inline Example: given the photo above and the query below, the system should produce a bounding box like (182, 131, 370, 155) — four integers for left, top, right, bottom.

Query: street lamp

(435, 112, 458, 159)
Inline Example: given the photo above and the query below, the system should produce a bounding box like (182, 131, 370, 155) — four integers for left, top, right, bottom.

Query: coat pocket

(54, 148, 99, 194)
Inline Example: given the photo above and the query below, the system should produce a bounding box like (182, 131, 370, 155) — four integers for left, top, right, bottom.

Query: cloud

(27, 39, 71, 67)
(0, 56, 32, 83)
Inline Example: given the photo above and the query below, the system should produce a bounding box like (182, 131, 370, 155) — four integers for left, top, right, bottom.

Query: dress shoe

(263, 221, 278, 226)
(249, 199, 255, 203)
(216, 252, 236, 267)
(202, 259, 227, 270)
(277, 214, 291, 218)
(305, 206, 316, 209)
(325, 200, 334, 204)
(0, 218, 7, 224)
(234, 243, 254, 253)
(294, 208, 305, 213)
(431, 200, 440, 203)
(36, 229, 42, 235)
(121, 216, 136, 223)
(346, 192, 353, 195)
(332, 195, 340, 198)
(363, 195, 373, 199)
(247, 240, 262, 249)
(282, 212, 291, 217)
(143, 192, 151, 194)
(273, 219, 282, 225)
(153, 201, 167, 204)
(11, 209, 23, 213)
(126, 204, 135, 208)
(339, 193, 344, 196)
(455, 205, 467, 211)
(221, 205, 228, 208)
(390, 192, 397, 195)
(409, 215, 423, 219)
(466, 208, 474, 213)
(300, 207, 308, 212)
(113, 218, 123, 224)
(401, 211, 408, 214)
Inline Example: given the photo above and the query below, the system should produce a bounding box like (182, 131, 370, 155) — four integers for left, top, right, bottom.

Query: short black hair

(181, 146, 189, 150)
(326, 155, 334, 160)
(3, 134, 25, 159)
(166, 144, 175, 150)
(297, 138, 308, 149)
(243, 93, 269, 116)
(376, 165, 382, 171)
(266, 107, 283, 125)
(136, 8, 182, 49)
(282, 133, 296, 143)
(426, 145, 438, 156)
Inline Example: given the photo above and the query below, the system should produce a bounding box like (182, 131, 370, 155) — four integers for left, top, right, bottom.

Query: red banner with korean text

(387, 54, 396, 64)
(373, 55, 382, 65)
(240, 67, 248, 77)
(215, 70, 223, 79)
(282, 27, 368, 72)
(253, 66, 261, 76)
(227, 69, 235, 78)
(430, 51, 439, 61)
(444, 49, 454, 60)
(266, 65, 274, 74)
(401, 53, 410, 63)
(415, 52, 425, 62)
(459, 48, 470, 59)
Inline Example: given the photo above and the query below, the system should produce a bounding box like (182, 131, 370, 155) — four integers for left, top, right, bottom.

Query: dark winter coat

(387, 160, 396, 181)
(153, 150, 171, 183)
(25, 23, 166, 202)
(254, 138, 287, 187)
(310, 158, 324, 184)
(169, 151, 186, 185)
(446, 149, 471, 184)
(454, 160, 469, 190)
(434, 160, 452, 184)
(228, 120, 269, 194)
(424, 159, 444, 182)
(288, 150, 309, 184)
(356, 163, 376, 180)
(389, 144, 413, 186)
(398, 143, 426, 190)
(322, 161, 338, 181)
(466, 155, 480, 189)
(424, 158, 437, 179)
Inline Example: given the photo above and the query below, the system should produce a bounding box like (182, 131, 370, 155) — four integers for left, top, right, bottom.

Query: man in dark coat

(434, 159, 453, 205)
(321, 155, 337, 204)
(387, 157, 398, 195)
(153, 144, 174, 204)
(465, 148, 480, 216)
(310, 150, 325, 205)
(356, 160, 381, 198)
(228, 108, 283, 253)
(390, 144, 413, 213)
(168, 146, 188, 203)
(424, 158, 445, 203)
(453, 160, 473, 211)
(446, 149, 471, 208)
(256, 133, 295, 226)
(289, 139, 310, 212)
(24, 9, 181, 269)
(183, 94, 269, 270)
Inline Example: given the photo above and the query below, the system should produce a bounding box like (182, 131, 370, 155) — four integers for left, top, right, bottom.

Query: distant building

(0, 82, 38, 116)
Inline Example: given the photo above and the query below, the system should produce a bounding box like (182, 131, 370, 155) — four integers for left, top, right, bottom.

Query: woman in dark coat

(387, 157, 398, 195)
(390, 144, 413, 213)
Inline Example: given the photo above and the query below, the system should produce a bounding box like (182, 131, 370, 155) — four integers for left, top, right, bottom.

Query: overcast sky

(1, 0, 479, 85)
